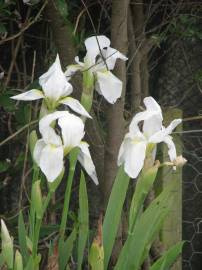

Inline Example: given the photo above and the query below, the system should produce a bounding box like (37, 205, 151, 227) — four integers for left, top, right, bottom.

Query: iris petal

(95, 71, 122, 104)
(39, 54, 73, 101)
(39, 144, 64, 182)
(78, 142, 98, 185)
(11, 89, 44, 101)
(60, 97, 91, 118)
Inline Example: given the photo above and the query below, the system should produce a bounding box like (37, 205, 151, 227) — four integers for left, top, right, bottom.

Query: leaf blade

(103, 166, 130, 269)
(77, 172, 89, 270)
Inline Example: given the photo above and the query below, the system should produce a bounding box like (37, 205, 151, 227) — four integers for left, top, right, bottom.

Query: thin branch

(0, 0, 48, 45)
(0, 120, 38, 148)
(5, 36, 22, 86)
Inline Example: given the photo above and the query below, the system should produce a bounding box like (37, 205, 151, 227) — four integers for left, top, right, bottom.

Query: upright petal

(39, 144, 64, 182)
(78, 142, 98, 185)
(143, 114, 163, 138)
(130, 110, 160, 135)
(142, 97, 163, 137)
(118, 137, 147, 178)
(39, 54, 73, 101)
(95, 71, 122, 103)
(39, 111, 68, 145)
(163, 135, 177, 161)
(84, 35, 110, 64)
(130, 96, 163, 135)
(101, 47, 127, 70)
(143, 96, 162, 117)
(149, 119, 182, 143)
(11, 89, 44, 101)
(58, 113, 85, 150)
(60, 97, 92, 118)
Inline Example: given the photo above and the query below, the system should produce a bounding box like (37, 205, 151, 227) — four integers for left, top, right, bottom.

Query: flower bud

(1, 219, 13, 268)
(173, 155, 187, 167)
(14, 250, 23, 270)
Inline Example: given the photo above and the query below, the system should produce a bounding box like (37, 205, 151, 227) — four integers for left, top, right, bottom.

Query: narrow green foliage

(18, 212, 29, 264)
(149, 242, 184, 270)
(59, 148, 79, 240)
(0, 253, 5, 268)
(115, 181, 175, 270)
(59, 227, 77, 270)
(129, 161, 160, 232)
(103, 165, 130, 269)
(24, 256, 35, 270)
(77, 172, 89, 270)
(89, 240, 104, 270)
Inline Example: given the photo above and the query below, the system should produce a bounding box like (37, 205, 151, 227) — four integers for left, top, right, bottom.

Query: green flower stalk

(81, 69, 94, 112)
(129, 160, 160, 232)
(31, 180, 43, 219)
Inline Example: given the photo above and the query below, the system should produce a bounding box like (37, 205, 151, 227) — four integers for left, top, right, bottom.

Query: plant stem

(32, 191, 52, 266)
(59, 149, 79, 240)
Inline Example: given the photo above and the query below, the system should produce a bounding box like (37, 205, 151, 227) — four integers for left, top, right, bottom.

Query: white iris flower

(118, 97, 182, 178)
(33, 111, 98, 184)
(11, 55, 91, 118)
(65, 35, 128, 104)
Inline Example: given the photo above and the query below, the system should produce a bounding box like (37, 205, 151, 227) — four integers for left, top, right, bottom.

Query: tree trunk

(103, 0, 129, 204)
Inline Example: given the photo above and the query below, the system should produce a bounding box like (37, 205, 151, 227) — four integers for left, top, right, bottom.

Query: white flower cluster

(11, 36, 127, 183)
(11, 35, 182, 182)
(118, 97, 182, 178)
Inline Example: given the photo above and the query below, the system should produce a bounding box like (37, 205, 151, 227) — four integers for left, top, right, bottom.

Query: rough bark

(128, 1, 153, 113)
(130, 1, 145, 111)
(45, 0, 76, 66)
(86, 111, 105, 183)
(128, 7, 142, 113)
(103, 0, 129, 203)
